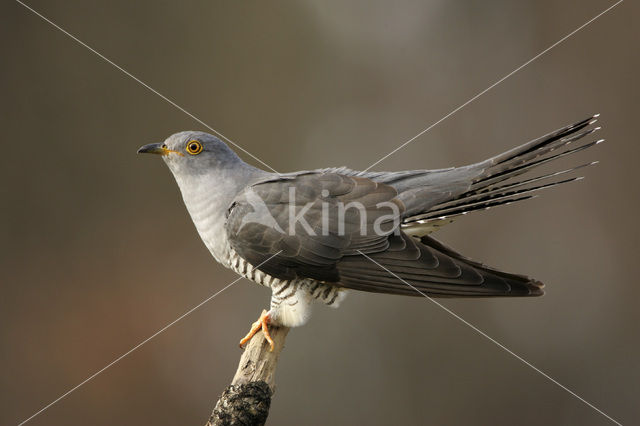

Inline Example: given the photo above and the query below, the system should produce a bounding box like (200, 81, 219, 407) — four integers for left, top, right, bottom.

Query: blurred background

(1, 0, 638, 425)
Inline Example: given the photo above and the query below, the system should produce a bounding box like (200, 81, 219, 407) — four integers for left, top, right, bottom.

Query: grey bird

(138, 115, 601, 350)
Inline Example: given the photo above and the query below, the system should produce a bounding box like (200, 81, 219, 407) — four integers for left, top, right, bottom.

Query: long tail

(405, 114, 602, 225)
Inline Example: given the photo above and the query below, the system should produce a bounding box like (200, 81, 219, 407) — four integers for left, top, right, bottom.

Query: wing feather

(226, 173, 402, 281)
(226, 173, 542, 297)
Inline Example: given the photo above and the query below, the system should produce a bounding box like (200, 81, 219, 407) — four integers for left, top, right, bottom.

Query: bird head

(138, 131, 242, 176)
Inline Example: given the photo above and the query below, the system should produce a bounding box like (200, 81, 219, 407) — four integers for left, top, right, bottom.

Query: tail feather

(405, 195, 537, 224)
(402, 115, 602, 231)
(482, 114, 598, 171)
(410, 176, 581, 222)
(474, 161, 596, 195)
(412, 162, 595, 221)
(470, 137, 602, 192)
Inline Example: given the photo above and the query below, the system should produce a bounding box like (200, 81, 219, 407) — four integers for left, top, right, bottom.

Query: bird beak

(137, 143, 165, 155)
(137, 143, 184, 156)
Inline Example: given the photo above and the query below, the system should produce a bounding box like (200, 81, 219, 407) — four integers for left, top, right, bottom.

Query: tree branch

(206, 326, 289, 426)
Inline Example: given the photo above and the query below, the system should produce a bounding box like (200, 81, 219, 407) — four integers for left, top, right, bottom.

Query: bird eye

(186, 140, 203, 155)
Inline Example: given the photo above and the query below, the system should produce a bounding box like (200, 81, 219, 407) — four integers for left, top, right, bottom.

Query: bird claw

(239, 309, 275, 352)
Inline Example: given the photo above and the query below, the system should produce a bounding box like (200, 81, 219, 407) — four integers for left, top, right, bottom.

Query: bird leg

(239, 309, 275, 352)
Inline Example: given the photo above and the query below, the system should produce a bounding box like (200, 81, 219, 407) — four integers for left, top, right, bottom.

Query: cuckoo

(138, 115, 601, 350)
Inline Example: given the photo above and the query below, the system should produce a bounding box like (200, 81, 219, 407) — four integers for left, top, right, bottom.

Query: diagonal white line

(17, 251, 283, 426)
(356, 250, 623, 426)
(16, 284, 236, 426)
(363, 0, 623, 172)
(14, 0, 280, 174)
(13, 0, 625, 424)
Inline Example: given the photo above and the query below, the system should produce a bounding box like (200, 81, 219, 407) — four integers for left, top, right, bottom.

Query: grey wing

(225, 172, 403, 282)
(336, 233, 543, 297)
(225, 172, 542, 297)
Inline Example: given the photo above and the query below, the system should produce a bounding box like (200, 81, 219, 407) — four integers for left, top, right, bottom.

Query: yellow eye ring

(186, 140, 203, 155)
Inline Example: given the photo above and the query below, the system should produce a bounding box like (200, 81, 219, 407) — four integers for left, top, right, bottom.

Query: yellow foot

(239, 309, 275, 352)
